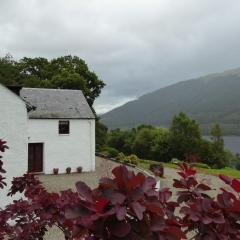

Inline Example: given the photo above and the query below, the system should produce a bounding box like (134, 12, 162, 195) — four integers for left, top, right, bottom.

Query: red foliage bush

(0, 139, 240, 240)
(149, 163, 164, 177)
(174, 163, 240, 239)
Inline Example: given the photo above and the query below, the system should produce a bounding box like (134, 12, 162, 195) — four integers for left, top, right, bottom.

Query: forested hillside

(101, 68, 240, 135)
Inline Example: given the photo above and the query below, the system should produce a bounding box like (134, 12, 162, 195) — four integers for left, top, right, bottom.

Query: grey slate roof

(20, 88, 95, 119)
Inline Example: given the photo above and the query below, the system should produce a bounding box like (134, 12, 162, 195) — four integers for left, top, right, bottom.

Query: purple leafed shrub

(149, 163, 164, 177)
(0, 139, 240, 240)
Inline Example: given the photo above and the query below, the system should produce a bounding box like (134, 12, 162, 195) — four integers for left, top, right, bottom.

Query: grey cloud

(1, 0, 240, 113)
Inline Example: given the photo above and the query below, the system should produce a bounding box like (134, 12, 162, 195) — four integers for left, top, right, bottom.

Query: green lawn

(200, 167, 240, 178)
(139, 159, 240, 178)
(139, 159, 178, 170)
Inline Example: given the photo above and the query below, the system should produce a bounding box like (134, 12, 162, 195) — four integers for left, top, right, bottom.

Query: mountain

(100, 68, 240, 135)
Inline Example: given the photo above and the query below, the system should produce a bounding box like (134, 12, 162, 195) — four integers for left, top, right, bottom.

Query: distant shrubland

(97, 113, 240, 169)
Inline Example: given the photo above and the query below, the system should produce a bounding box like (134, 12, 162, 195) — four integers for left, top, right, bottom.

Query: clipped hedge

(116, 153, 139, 166)
(116, 152, 126, 163)
(125, 154, 139, 166)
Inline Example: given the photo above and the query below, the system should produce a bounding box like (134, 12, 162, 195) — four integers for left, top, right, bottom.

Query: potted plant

(77, 166, 82, 173)
(149, 163, 164, 177)
(53, 168, 59, 175)
(66, 167, 71, 174)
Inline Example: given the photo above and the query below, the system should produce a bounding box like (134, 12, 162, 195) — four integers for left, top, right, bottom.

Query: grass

(200, 167, 240, 178)
(139, 159, 240, 178)
(139, 159, 178, 170)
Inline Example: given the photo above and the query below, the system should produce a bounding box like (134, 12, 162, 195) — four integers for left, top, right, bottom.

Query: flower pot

(53, 168, 59, 175)
(77, 167, 82, 173)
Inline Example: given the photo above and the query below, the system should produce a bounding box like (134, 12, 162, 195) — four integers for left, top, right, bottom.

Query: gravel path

(38, 157, 229, 240)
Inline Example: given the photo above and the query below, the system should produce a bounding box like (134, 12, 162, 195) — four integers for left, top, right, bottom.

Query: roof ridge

(22, 87, 83, 92)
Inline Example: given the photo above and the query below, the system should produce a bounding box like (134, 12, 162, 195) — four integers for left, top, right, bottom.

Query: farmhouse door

(28, 143, 43, 173)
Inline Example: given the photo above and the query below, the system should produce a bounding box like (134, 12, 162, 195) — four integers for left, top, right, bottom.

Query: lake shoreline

(204, 136, 240, 154)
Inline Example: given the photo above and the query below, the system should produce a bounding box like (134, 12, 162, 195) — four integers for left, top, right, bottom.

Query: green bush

(101, 147, 119, 158)
(116, 152, 126, 162)
(125, 154, 139, 166)
(231, 158, 240, 170)
(190, 162, 211, 169)
(235, 161, 240, 170)
(123, 159, 130, 164)
(170, 158, 183, 165)
(96, 144, 103, 152)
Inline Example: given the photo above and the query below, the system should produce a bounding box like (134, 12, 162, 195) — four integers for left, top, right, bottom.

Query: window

(59, 120, 70, 135)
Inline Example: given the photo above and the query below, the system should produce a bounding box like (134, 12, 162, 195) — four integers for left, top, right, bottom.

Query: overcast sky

(1, 0, 240, 113)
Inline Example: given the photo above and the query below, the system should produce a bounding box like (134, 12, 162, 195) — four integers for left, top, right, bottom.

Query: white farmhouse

(21, 87, 96, 174)
(0, 84, 95, 206)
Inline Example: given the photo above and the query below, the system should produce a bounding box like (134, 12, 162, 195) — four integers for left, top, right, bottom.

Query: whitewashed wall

(28, 119, 95, 174)
(0, 84, 28, 208)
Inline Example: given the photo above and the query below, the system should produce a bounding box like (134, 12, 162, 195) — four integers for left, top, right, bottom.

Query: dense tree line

(0, 54, 105, 106)
(100, 113, 239, 169)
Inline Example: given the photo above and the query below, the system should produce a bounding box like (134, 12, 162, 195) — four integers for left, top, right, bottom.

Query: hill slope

(101, 68, 240, 135)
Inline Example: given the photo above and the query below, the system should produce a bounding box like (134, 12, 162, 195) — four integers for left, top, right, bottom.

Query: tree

(0, 54, 20, 85)
(151, 128, 171, 162)
(0, 55, 105, 106)
(50, 56, 105, 106)
(107, 129, 134, 154)
(210, 124, 228, 168)
(51, 71, 88, 94)
(169, 113, 201, 160)
(96, 121, 108, 151)
(211, 123, 224, 147)
(132, 127, 157, 159)
(198, 138, 214, 165)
